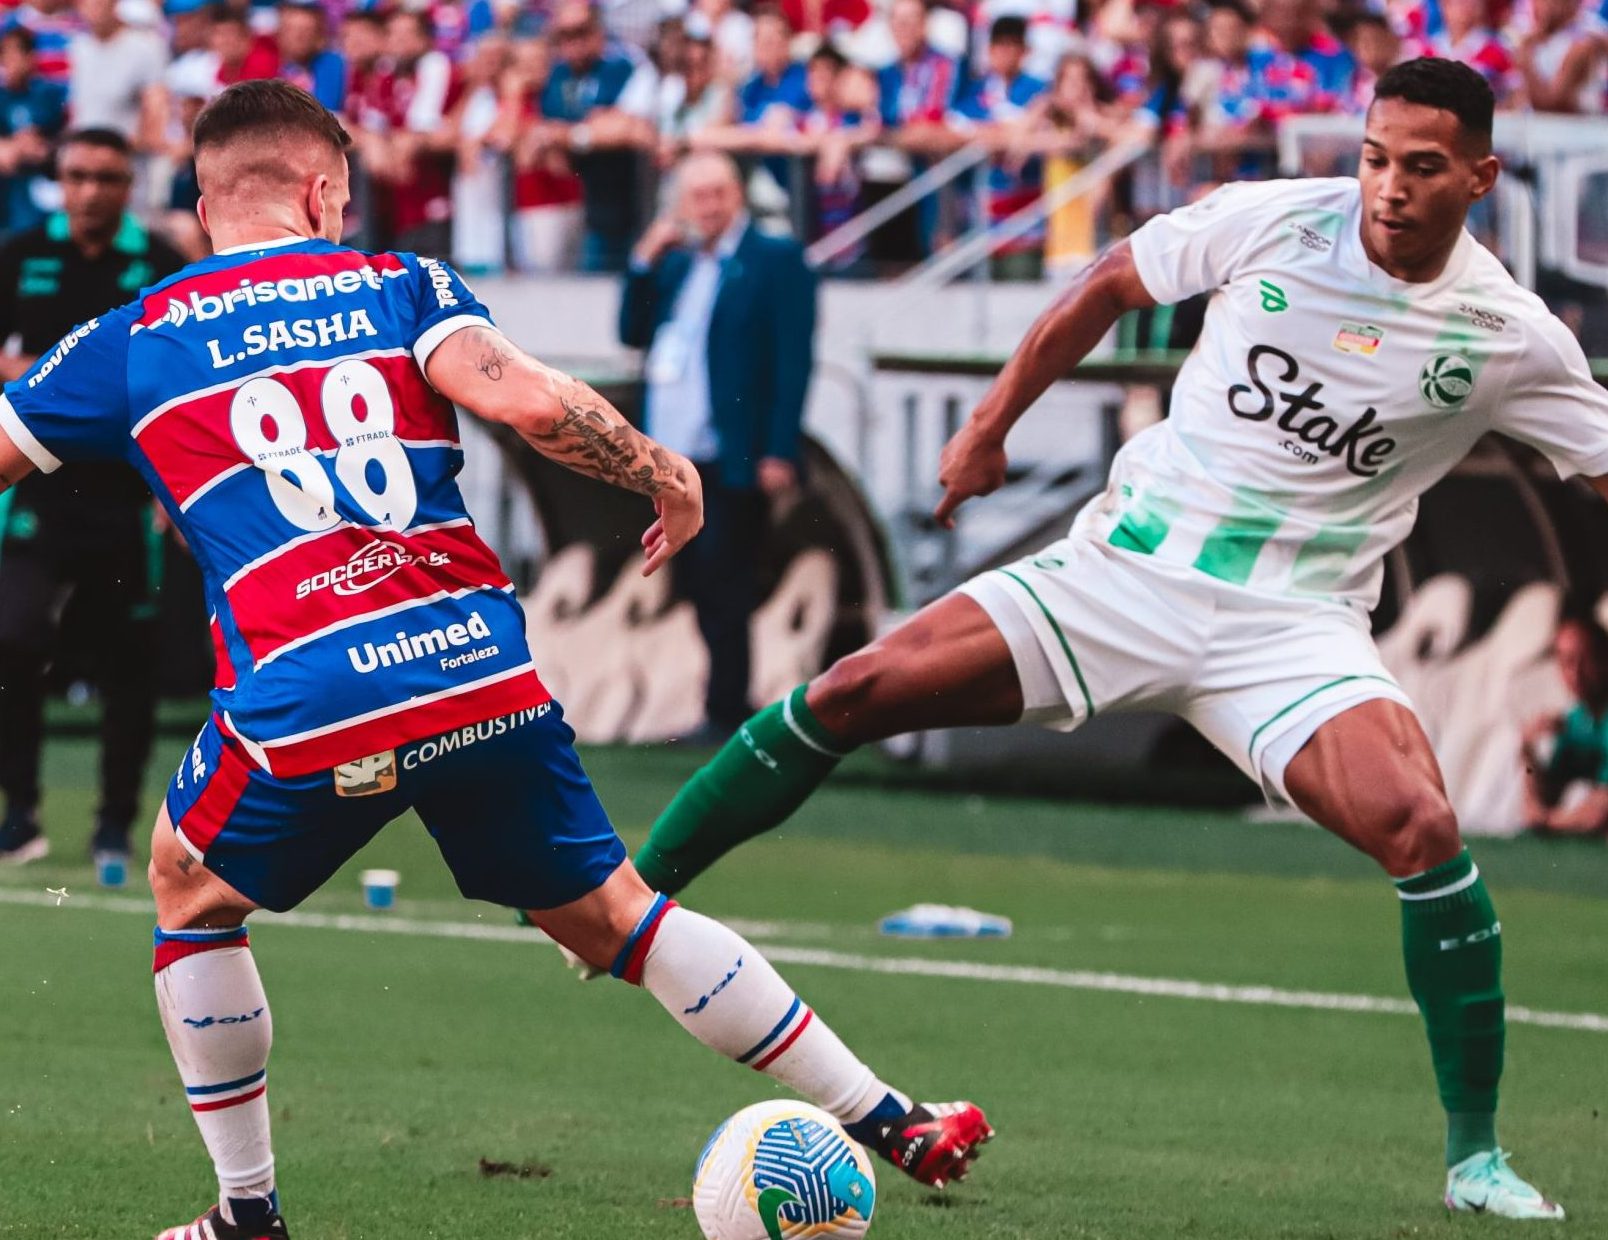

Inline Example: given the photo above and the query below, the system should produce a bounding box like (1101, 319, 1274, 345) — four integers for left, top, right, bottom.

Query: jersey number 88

(228, 358, 418, 532)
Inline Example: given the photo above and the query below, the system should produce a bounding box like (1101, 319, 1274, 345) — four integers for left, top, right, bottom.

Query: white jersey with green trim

(1073, 176, 1608, 609)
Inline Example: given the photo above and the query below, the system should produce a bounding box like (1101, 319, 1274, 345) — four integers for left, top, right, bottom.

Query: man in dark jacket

(0, 127, 185, 880)
(620, 151, 815, 738)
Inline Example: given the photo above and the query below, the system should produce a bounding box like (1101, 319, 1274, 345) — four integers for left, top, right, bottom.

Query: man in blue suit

(620, 152, 816, 738)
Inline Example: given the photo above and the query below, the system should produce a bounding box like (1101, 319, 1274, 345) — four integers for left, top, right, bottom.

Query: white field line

(5, 887, 1606, 1035)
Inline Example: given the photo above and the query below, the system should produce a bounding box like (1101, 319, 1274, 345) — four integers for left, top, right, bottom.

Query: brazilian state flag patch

(1333, 322, 1383, 356)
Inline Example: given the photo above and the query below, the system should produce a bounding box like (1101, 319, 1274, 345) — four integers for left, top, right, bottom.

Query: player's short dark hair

(1372, 57, 1494, 149)
(59, 127, 133, 158)
(0, 24, 36, 54)
(193, 79, 351, 162)
(990, 15, 1029, 44)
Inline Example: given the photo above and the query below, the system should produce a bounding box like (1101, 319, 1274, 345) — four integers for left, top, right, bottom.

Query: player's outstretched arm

(426, 324, 702, 575)
(0, 421, 36, 496)
(934, 238, 1155, 527)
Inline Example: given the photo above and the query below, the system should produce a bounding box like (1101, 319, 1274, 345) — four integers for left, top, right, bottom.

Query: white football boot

(1445, 1150, 1565, 1220)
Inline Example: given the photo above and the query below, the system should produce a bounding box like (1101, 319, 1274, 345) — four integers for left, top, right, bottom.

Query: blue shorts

(163, 702, 627, 913)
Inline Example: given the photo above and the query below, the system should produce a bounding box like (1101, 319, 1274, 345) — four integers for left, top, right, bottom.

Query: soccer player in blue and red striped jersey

(0, 80, 991, 1240)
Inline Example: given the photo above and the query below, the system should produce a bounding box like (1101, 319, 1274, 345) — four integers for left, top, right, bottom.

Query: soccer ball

(693, 1100, 877, 1240)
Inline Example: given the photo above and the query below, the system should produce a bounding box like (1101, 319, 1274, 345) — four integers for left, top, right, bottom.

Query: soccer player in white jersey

(630, 58, 1608, 1219)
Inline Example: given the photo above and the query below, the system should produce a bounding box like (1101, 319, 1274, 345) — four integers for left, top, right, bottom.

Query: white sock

(617, 897, 910, 1124)
(153, 926, 277, 1224)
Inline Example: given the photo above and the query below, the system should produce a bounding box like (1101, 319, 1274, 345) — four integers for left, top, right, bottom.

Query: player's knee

(1374, 789, 1461, 877)
(808, 650, 890, 746)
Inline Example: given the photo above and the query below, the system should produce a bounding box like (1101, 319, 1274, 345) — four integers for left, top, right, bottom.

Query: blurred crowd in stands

(2, 0, 1607, 275)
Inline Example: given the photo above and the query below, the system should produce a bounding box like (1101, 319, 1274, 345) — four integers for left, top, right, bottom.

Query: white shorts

(957, 535, 1414, 806)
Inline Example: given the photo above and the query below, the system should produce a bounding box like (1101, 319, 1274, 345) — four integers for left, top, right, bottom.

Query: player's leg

(149, 721, 405, 1239)
(148, 804, 283, 1239)
(1281, 702, 1558, 1218)
(532, 859, 991, 1186)
(0, 542, 65, 862)
(1189, 588, 1562, 1220)
(415, 705, 993, 1188)
(634, 591, 1025, 892)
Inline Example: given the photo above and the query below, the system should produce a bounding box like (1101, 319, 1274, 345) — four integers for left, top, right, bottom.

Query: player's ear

(196, 195, 212, 238)
(306, 172, 330, 237)
(1468, 153, 1499, 203)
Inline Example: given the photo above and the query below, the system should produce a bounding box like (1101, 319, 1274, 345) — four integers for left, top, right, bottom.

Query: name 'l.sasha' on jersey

(0, 238, 550, 776)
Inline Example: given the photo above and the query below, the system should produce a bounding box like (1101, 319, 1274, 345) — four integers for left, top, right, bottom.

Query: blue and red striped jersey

(0, 237, 549, 776)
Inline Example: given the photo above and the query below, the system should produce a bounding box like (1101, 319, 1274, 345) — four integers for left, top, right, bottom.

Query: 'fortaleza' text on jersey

(1085, 177, 1608, 607)
(0, 239, 550, 776)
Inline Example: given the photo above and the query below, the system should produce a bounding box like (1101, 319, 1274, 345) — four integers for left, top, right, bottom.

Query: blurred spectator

(657, 33, 731, 163)
(0, 25, 67, 235)
(1522, 613, 1608, 837)
(970, 0, 1079, 83)
(1030, 53, 1124, 268)
(163, 0, 218, 103)
(948, 16, 1046, 278)
(1250, 0, 1354, 108)
(1341, 13, 1406, 114)
(687, 0, 755, 79)
(507, 35, 585, 271)
(737, 5, 810, 125)
(277, 1, 346, 113)
(212, 7, 276, 89)
(1514, 0, 1607, 113)
(5, 0, 78, 86)
(541, 0, 656, 272)
(879, 0, 964, 132)
(1092, 0, 1164, 104)
(780, 0, 873, 40)
(795, 42, 878, 269)
(1421, 0, 1516, 103)
(1141, 8, 1205, 187)
(69, 0, 167, 146)
(449, 32, 512, 272)
(619, 151, 815, 738)
(376, 7, 456, 254)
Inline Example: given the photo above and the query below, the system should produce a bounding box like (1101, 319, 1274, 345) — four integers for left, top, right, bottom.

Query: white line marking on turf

(4, 887, 1605, 1034)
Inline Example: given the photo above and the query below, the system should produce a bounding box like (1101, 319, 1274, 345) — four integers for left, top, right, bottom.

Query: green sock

(1396, 849, 1504, 1166)
(635, 685, 851, 894)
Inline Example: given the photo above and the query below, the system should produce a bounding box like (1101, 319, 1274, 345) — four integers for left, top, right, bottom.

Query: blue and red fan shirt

(0, 237, 549, 776)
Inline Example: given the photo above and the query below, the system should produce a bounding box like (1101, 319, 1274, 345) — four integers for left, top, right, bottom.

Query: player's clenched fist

(934, 421, 1009, 528)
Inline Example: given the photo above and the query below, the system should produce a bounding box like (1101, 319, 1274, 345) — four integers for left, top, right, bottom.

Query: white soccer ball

(693, 1100, 877, 1240)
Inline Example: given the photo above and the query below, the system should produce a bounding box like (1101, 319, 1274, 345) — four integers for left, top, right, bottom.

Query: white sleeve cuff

(0, 392, 62, 473)
(413, 314, 496, 379)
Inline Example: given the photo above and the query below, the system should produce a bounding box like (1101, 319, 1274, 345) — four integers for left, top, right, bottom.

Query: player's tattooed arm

(426, 324, 702, 573)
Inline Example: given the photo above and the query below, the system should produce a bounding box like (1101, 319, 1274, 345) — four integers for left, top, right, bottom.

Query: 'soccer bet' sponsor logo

(151, 267, 404, 330)
(206, 310, 378, 369)
(1228, 344, 1397, 477)
(419, 257, 458, 309)
(183, 1007, 265, 1029)
(26, 318, 99, 387)
(346, 609, 499, 673)
(401, 704, 550, 769)
(296, 542, 451, 600)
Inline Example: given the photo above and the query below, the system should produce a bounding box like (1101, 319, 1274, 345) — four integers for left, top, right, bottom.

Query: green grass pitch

(3, 736, 1606, 1238)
